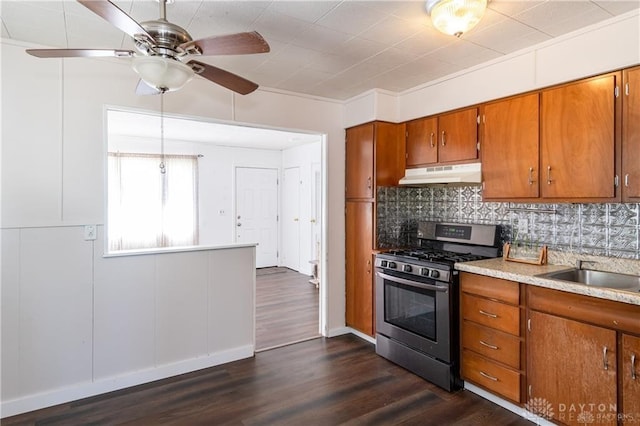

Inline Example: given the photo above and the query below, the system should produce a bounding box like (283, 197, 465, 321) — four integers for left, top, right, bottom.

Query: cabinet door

(345, 201, 373, 336)
(406, 117, 438, 167)
(622, 334, 640, 423)
(346, 124, 374, 199)
(482, 94, 539, 199)
(623, 66, 640, 201)
(540, 73, 619, 200)
(527, 310, 617, 426)
(438, 107, 478, 163)
(374, 122, 405, 187)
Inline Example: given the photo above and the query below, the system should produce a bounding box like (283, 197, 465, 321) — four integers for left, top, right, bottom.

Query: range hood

(399, 163, 482, 185)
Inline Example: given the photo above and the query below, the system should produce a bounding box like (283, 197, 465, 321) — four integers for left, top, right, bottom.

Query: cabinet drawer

(527, 286, 640, 335)
(460, 273, 519, 305)
(462, 349, 522, 403)
(462, 320, 521, 370)
(461, 293, 520, 335)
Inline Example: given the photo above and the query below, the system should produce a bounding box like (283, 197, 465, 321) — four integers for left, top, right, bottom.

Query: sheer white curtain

(108, 153, 199, 251)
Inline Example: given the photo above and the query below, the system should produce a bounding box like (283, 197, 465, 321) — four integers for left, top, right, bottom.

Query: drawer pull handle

(632, 353, 637, 380)
(479, 340, 499, 350)
(430, 132, 435, 148)
(479, 371, 499, 382)
(479, 310, 498, 319)
(603, 346, 609, 370)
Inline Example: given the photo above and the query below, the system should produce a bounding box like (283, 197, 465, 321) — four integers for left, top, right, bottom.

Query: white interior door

(235, 167, 278, 268)
(282, 167, 300, 271)
(311, 163, 321, 262)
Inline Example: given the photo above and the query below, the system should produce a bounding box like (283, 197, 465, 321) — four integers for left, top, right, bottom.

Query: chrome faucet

(576, 260, 596, 270)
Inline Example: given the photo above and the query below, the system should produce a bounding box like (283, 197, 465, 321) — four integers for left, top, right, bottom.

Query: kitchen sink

(536, 269, 640, 292)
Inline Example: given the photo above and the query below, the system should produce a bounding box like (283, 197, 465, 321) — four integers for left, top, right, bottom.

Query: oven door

(375, 269, 453, 362)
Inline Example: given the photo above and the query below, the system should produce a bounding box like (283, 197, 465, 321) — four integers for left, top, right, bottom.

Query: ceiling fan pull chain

(159, 93, 166, 174)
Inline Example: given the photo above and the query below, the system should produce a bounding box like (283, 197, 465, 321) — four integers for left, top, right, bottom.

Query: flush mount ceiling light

(426, 0, 487, 37)
(132, 56, 195, 92)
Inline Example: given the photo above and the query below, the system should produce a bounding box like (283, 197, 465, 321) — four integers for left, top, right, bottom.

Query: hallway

(255, 267, 320, 351)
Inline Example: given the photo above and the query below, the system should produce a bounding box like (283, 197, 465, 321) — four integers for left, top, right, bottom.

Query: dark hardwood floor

(256, 267, 320, 351)
(3, 334, 532, 425)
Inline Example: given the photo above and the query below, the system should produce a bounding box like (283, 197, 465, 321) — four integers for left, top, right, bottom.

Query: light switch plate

(84, 225, 97, 241)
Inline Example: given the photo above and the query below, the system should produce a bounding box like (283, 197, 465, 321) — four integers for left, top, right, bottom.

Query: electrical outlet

(517, 219, 529, 234)
(84, 225, 97, 241)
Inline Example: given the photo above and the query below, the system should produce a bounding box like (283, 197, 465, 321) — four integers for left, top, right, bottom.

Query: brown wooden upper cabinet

(481, 93, 539, 200)
(623, 66, 640, 202)
(406, 117, 438, 167)
(405, 107, 478, 167)
(345, 121, 405, 199)
(540, 72, 621, 201)
(438, 107, 479, 163)
(346, 124, 375, 199)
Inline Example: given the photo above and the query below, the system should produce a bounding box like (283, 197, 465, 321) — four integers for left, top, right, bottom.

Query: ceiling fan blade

(188, 60, 258, 95)
(26, 48, 134, 58)
(77, 0, 152, 40)
(182, 31, 270, 56)
(135, 79, 162, 96)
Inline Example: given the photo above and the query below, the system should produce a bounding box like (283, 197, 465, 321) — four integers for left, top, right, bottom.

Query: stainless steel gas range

(375, 221, 501, 391)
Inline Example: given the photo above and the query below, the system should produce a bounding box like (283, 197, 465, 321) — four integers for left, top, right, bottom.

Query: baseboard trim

(464, 382, 555, 426)
(1, 345, 254, 418)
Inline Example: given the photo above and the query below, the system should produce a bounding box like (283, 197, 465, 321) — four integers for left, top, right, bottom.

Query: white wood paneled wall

(1, 225, 255, 417)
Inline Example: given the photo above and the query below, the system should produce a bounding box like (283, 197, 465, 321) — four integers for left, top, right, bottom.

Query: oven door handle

(376, 271, 449, 293)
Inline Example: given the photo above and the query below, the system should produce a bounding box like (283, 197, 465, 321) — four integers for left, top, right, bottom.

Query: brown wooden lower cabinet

(345, 200, 373, 336)
(622, 334, 640, 423)
(461, 272, 640, 425)
(460, 272, 524, 404)
(527, 285, 640, 426)
(527, 310, 617, 426)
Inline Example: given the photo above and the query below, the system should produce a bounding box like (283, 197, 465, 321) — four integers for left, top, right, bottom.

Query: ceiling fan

(26, 0, 270, 95)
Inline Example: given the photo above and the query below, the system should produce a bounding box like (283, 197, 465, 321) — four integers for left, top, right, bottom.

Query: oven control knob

(430, 270, 440, 278)
(380, 260, 388, 268)
(403, 264, 412, 273)
(388, 262, 397, 269)
(421, 268, 430, 276)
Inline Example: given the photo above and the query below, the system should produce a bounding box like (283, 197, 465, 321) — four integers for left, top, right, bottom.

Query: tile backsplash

(376, 186, 640, 260)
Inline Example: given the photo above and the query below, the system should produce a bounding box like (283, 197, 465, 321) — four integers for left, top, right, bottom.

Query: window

(107, 153, 199, 251)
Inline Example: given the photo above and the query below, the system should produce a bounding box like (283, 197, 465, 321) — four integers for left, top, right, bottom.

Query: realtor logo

(525, 397, 555, 420)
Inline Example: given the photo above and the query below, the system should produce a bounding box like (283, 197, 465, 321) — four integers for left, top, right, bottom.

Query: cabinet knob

(528, 167, 535, 185)
(430, 132, 435, 148)
(441, 130, 446, 147)
(631, 353, 637, 380)
(603, 346, 609, 370)
(546, 166, 553, 185)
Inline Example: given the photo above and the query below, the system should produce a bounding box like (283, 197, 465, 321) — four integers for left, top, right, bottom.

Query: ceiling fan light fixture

(426, 0, 487, 37)
(132, 56, 194, 92)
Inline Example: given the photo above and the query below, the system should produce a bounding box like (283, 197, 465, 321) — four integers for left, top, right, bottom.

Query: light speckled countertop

(455, 256, 640, 306)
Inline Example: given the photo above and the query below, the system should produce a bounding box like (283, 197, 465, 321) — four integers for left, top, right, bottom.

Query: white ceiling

(3, 0, 639, 101)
